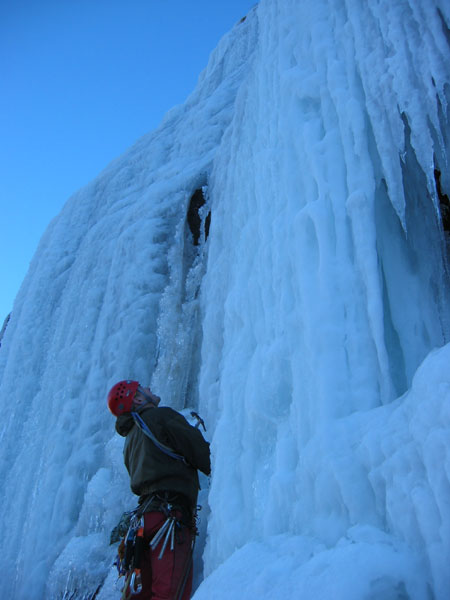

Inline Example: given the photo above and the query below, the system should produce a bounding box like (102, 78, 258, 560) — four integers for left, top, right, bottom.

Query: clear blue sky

(0, 0, 257, 323)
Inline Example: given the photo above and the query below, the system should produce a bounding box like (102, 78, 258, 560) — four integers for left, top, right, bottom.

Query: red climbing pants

(126, 511, 194, 600)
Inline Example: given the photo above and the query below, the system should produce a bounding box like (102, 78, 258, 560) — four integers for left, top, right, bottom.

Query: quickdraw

(115, 514, 144, 598)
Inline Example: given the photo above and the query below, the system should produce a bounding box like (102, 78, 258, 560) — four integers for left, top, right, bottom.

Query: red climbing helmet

(107, 380, 140, 416)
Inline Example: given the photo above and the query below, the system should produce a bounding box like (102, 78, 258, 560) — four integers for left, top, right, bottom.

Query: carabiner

(130, 570, 143, 595)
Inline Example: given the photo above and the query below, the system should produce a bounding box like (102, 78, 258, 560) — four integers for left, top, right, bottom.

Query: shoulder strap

(131, 411, 188, 464)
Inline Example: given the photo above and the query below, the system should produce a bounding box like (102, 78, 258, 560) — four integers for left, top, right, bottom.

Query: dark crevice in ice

(187, 188, 211, 246)
(434, 169, 450, 233)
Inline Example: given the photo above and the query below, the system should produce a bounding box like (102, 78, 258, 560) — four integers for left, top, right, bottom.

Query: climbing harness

(114, 493, 198, 598)
(148, 494, 196, 560)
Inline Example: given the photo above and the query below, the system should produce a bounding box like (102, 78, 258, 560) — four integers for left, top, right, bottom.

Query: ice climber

(107, 380, 211, 600)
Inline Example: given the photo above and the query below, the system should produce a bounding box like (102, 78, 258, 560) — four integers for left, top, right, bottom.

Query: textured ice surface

(1, 1, 450, 598)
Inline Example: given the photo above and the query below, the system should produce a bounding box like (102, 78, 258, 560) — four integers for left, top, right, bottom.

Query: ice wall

(0, 1, 450, 599)
(197, 0, 450, 597)
(0, 12, 258, 600)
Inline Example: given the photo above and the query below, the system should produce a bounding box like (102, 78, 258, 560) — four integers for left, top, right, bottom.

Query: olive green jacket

(116, 405, 210, 509)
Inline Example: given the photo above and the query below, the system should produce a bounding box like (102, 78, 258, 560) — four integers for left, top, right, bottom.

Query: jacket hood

(115, 412, 135, 437)
(115, 404, 154, 437)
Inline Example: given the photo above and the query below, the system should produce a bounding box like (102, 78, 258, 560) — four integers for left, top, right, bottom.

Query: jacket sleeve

(163, 409, 211, 475)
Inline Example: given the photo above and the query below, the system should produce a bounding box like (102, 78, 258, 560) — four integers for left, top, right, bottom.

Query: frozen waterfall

(1, 1, 450, 599)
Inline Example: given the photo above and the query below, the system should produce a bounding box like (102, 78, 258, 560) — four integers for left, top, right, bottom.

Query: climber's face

(133, 386, 161, 409)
